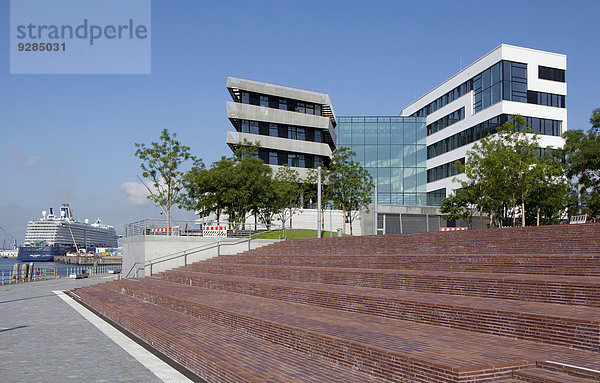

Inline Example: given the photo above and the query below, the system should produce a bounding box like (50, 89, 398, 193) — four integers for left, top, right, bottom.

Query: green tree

(183, 142, 273, 228)
(562, 108, 600, 216)
(135, 129, 198, 234)
(328, 148, 374, 235)
(449, 115, 568, 228)
(271, 165, 302, 229)
(440, 184, 479, 229)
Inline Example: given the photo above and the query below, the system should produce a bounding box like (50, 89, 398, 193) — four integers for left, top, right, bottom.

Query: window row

(257, 149, 328, 169)
(427, 107, 465, 136)
(240, 91, 322, 116)
(427, 158, 465, 183)
(343, 144, 427, 169)
(412, 81, 472, 117)
(336, 121, 426, 146)
(527, 91, 565, 108)
(538, 66, 565, 82)
(374, 193, 427, 206)
(364, 167, 427, 194)
(426, 188, 446, 206)
(412, 61, 529, 117)
(427, 114, 562, 159)
(239, 120, 325, 143)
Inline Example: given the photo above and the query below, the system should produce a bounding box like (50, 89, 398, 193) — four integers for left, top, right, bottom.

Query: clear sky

(1, 0, 599, 243)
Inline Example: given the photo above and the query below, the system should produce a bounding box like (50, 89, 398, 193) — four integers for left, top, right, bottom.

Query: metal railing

(124, 219, 281, 238)
(0, 264, 122, 285)
(124, 225, 285, 278)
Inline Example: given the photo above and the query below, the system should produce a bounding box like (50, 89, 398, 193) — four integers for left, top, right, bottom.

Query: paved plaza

(0, 276, 190, 383)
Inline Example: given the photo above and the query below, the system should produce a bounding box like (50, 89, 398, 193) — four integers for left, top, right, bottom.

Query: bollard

(21, 263, 28, 282)
(12, 264, 19, 282)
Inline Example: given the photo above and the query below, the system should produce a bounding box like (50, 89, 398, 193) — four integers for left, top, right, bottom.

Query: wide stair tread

(514, 367, 597, 382)
(180, 263, 600, 306)
(159, 269, 600, 351)
(110, 278, 600, 374)
(71, 284, 383, 383)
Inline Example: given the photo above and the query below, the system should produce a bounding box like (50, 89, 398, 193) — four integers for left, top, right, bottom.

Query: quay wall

(54, 255, 122, 265)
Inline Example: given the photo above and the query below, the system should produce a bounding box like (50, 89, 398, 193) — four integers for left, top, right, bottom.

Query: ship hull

(17, 245, 74, 262)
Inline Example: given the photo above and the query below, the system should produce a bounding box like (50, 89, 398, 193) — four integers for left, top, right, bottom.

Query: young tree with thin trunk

(328, 148, 374, 235)
(135, 129, 198, 235)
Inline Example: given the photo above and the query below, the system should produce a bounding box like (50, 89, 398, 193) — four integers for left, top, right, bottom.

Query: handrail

(124, 226, 286, 278)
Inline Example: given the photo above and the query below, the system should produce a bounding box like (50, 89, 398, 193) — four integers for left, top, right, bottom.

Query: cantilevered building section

(226, 76, 337, 177)
(401, 44, 567, 205)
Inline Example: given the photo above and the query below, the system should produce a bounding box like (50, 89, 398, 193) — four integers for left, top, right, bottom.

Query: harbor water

(0, 257, 121, 284)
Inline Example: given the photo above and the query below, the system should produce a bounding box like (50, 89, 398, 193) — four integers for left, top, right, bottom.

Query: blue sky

(1, 0, 599, 242)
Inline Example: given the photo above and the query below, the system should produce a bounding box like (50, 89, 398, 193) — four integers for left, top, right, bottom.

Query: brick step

(513, 367, 596, 382)
(207, 254, 600, 276)
(535, 361, 600, 381)
(252, 224, 600, 256)
(158, 269, 600, 351)
(69, 285, 383, 383)
(182, 262, 600, 306)
(100, 277, 600, 382)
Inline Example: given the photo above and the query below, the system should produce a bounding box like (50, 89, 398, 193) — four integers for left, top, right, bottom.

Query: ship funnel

(49, 208, 54, 216)
(60, 204, 72, 219)
(42, 210, 47, 219)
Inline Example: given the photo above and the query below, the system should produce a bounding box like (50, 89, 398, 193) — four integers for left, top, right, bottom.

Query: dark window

(260, 95, 269, 107)
(279, 99, 287, 110)
(269, 124, 278, 137)
(241, 92, 249, 104)
(269, 151, 278, 165)
(314, 129, 322, 143)
(539, 66, 565, 82)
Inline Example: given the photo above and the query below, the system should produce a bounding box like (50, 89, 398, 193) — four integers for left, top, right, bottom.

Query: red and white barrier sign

(570, 215, 588, 224)
(440, 227, 467, 231)
(150, 226, 180, 233)
(203, 226, 228, 238)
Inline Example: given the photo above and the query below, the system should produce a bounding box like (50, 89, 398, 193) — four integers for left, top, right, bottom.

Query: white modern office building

(401, 44, 567, 204)
(225, 76, 337, 178)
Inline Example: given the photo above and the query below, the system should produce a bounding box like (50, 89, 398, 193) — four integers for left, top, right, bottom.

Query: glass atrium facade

(337, 116, 428, 206)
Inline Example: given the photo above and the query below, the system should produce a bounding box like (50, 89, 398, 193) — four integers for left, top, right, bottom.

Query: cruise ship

(17, 204, 118, 261)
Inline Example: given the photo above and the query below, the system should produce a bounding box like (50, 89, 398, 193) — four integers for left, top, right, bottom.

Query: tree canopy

(562, 108, 600, 216)
(135, 129, 199, 233)
(328, 147, 374, 235)
(444, 115, 569, 227)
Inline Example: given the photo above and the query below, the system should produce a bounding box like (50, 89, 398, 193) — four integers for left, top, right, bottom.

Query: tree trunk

(342, 209, 347, 235)
(489, 213, 493, 228)
(512, 197, 516, 227)
(166, 208, 171, 236)
(479, 205, 483, 229)
(349, 215, 353, 236)
(521, 200, 526, 227)
(536, 207, 540, 226)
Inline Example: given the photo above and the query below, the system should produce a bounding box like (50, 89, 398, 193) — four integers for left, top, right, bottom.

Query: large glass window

(249, 121, 259, 134)
(241, 92, 249, 104)
(269, 124, 278, 137)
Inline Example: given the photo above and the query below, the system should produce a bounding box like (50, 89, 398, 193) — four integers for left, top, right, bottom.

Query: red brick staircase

(69, 224, 600, 382)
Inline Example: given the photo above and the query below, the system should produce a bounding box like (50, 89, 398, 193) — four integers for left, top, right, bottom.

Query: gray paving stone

(0, 276, 164, 383)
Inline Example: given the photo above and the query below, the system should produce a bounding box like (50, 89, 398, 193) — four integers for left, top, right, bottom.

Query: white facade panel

(227, 101, 331, 130)
(226, 131, 332, 157)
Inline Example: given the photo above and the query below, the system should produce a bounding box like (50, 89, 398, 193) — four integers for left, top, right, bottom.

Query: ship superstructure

(17, 204, 118, 261)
